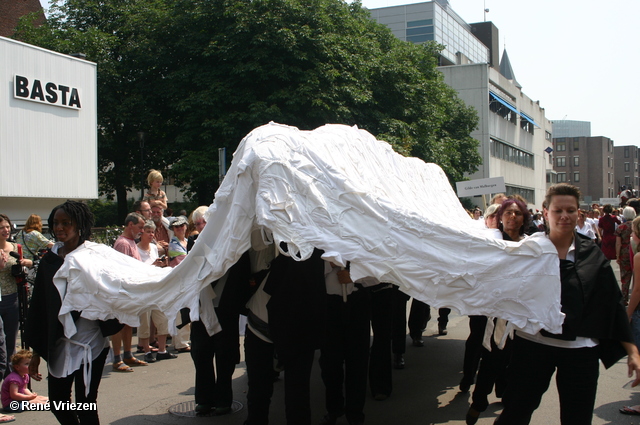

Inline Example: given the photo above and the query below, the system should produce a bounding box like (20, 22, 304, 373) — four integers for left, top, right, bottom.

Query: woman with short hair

(495, 184, 640, 424)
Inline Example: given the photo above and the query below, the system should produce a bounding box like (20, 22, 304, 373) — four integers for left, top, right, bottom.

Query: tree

(17, 0, 481, 210)
(159, 0, 480, 196)
(16, 0, 180, 219)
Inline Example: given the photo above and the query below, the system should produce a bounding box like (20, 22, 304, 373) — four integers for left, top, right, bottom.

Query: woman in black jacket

(495, 184, 640, 425)
(26, 201, 122, 425)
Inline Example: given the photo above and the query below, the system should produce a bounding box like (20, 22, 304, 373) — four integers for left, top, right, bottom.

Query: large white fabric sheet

(58, 122, 564, 337)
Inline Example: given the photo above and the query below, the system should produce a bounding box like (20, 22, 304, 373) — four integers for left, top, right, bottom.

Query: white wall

(0, 37, 98, 222)
(0, 37, 97, 200)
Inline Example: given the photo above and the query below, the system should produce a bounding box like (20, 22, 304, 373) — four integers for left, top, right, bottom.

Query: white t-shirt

(516, 240, 598, 349)
(575, 223, 596, 240)
(137, 243, 159, 265)
(48, 243, 111, 389)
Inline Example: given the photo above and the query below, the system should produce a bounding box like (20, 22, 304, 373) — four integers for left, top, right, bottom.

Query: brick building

(614, 145, 640, 193)
(552, 136, 615, 203)
(0, 0, 45, 38)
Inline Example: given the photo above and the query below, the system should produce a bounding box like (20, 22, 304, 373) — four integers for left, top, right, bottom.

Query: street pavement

(13, 263, 640, 425)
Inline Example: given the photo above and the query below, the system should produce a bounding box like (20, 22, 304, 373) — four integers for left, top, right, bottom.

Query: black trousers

(391, 293, 452, 352)
(280, 348, 316, 425)
(461, 315, 487, 386)
(408, 299, 430, 339)
(391, 289, 409, 355)
(470, 333, 511, 412)
(369, 284, 394, 397)
(244, 328, 275, 425)
(48, 346, 109, 425)
(495, 336, 600, 425)
(319, 290, 371, 423)
(190, 317, 239, 408)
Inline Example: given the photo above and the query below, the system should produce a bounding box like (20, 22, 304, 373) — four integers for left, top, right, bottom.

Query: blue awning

(519, 112, 540, 128)
(489, 91, 518, 114)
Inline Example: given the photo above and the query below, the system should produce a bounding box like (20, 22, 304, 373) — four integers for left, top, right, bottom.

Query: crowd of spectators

(1, 175, 640, 425)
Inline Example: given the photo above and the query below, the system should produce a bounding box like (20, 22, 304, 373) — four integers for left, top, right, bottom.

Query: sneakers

(144, 352, 157, 363)
(156, 351, 177, 360)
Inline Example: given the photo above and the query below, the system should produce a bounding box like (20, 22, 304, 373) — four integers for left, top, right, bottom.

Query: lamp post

(138, 131, 146, 200)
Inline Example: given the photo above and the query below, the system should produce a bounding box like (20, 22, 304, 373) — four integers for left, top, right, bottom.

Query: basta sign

(13, 75, 81, 110)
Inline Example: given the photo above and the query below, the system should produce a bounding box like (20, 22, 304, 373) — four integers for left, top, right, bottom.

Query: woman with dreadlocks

(25, 201, 123, 425)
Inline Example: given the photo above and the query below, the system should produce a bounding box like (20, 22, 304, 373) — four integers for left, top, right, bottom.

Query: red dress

(599, 214, 620, 260)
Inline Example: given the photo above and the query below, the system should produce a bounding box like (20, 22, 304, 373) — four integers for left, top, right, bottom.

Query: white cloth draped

(57, 122, 564, 337)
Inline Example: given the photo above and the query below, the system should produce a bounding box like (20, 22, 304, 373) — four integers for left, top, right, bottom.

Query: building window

(573, 172, 580, 182)
(625, 162, 630, 172)
(573, 139, 579, 151)
(505, 186, 535, 204)
(626, 176, 631, 186)
(573, 157, 579, 166)
(520, 118, 534, 135)
(625, 146, 630, 158)
(406, 20, 434, 44)
(557, 173, 566, 182)
(608, 172, 611, 183)
(545, 131, 552, 141)
(556, 156, 566, 167)
(556, 140, 566, 151)
(490, 138, 534, 168)
(489, 95, 517, 125)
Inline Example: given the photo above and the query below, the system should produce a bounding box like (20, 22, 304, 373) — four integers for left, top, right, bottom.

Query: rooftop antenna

(484, 0, 489, 21)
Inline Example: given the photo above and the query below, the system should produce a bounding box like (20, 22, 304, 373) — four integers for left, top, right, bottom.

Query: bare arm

(628, 253, 640, 318)
(622, 341, 640, 387)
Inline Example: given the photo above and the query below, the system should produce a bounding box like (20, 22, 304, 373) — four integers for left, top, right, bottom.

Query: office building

(552, 136, 615, 203)
(552, 120, 591, 138)
(369, 0, 553, 207)
(614, 145, 640, 193)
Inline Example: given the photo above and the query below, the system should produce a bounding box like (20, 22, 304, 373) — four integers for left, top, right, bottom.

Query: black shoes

(412, 338, 424, 347)
(393, 353, 405, 370)
(143, 352, 157, 363)
(465, 407, 481, 425)
(214, 406, 232, 416)
(438, 324, 448, 335)
(459, 378, 473, 393)
(156, 351, 177, 360)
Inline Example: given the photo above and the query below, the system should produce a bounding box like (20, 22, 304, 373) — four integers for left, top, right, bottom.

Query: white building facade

(0, 36, 98, 224)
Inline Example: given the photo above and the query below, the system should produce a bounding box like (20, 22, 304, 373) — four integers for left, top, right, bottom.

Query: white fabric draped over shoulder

(57, 122, 564, 337)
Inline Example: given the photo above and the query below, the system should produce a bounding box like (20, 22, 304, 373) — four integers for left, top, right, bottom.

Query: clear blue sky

(40, 0, 640, 146)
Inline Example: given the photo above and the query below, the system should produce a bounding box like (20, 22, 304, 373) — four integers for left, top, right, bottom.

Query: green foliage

(17, 0, 481, 207)
(87, 198, 128, 227)
(91, 225, 123, 246)
(458, 197, 477, 212)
